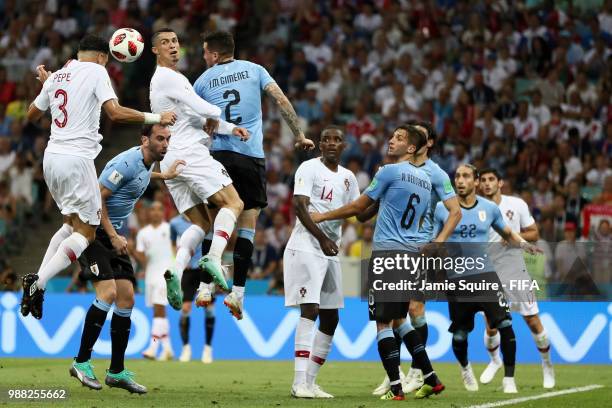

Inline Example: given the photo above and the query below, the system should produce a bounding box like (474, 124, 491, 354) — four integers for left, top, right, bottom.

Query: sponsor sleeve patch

(443, 180, 453, 194)
(108, 170, 124, 185)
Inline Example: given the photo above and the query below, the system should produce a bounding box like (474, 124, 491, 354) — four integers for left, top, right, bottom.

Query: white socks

(175, 224, 205, 279)
(207, 208, 237, 262)
(294, 317, 315, 386)
(306, 330, 333, 386)
(485, 331, 501, 363)
(232, 285, 245, 298)
(37, 232, 89, 289)
(533, 330, 551, 363)
(150, 317, 172, 353)
(38, 224, 73, 274)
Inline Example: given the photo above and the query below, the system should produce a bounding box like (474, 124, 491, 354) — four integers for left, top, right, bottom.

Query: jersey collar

(217, 59, 235, 66)
(460, 199, 478, 210)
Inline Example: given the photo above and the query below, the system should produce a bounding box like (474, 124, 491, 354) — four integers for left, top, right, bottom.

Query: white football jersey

(286, 158, 360, 257)
(33, 60, 117, 159)
(489, 195, 535, 241)
(150, 66, 234, 151)
(136, 222, 174, 284)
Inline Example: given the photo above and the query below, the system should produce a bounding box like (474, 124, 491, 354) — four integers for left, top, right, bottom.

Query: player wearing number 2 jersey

(193, 31, 314, 321)
(149, 28, 250, 311)
(21, 35, 176, 320)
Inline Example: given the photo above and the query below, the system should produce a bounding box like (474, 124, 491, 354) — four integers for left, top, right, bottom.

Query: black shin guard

(452, 338, 469, 368)
(233, 237, 253, 288)
(109, 313, 131, 374)
(179, 314, 190, 345)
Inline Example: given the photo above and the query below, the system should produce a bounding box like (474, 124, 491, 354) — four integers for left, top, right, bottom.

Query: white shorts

(283, 248, 344, 309)
(161, 144, 232, 214)
(509, 296, 539, 316)
(43, 152, 101, 225)
(145, 281, 168, 307)
(494, 256, 539, 316)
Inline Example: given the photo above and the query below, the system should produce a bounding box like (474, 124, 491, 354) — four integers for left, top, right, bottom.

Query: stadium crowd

(0, 0, 611, 293)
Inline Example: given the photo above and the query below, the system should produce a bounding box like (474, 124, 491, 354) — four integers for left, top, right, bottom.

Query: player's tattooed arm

(294, 195, 338, 256)
(264, 82, 314, 150)
(99, 185, 128, 255)
(311, 194, 374, 223)
(433, 196, 462, 243)
(356, 201, 380, 223)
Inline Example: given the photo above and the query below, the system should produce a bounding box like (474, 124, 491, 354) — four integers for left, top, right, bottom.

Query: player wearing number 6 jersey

(21, 35, 177, 320)
(311, 125, 444, 401)
(149, 28, 249, 310)
(193, 31, 314, 321)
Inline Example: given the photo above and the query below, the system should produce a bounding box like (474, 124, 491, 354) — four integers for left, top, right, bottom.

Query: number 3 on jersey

(320, 186, 333, 201)
(54, 89, 68, 128)
(223, 89, 242, 125)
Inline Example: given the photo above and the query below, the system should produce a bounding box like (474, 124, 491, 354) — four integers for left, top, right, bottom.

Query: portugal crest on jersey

(506, 209, 514, 221)
(478, 210, 487, 222)
(344, 178, 350, 192)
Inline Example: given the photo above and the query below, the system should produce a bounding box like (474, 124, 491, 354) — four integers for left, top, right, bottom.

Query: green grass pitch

(1, 359, 609, 407)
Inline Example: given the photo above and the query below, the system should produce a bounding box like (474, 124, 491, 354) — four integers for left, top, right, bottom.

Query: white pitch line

(466, 384, 605, 408)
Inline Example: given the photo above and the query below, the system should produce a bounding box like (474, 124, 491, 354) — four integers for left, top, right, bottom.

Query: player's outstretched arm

(264, 82, 314, 150)
(26, 103, 46, 122)
(99, 185, 128, 255)
(311, 194, 374, 223)
(151, 159, 186, 180)
(102, 99, 177, 125)
(356, 201, 380, 223)
(433, 196, 462, 243)
(294, 195, 338, 256)
(497, 226, 542, 255)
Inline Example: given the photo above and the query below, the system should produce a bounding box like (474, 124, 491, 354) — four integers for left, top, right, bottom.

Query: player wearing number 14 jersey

(194, 31, 314, 321)
(21, 35, 176, 320)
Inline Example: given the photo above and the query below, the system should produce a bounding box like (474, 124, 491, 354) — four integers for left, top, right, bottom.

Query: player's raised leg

(222, 210, 258, 320)
(165, 204, 211, 309)
(200, 185, 243, 291)
(105, 279, 146, 394)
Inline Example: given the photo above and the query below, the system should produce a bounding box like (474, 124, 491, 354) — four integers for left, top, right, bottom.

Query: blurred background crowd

(0, 0, 610, 295)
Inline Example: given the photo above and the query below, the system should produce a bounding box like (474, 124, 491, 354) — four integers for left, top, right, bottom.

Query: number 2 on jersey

(54, 89, 68, 128)
(223, 89, 242, 125)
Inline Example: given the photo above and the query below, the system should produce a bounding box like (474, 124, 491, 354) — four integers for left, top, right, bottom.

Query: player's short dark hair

(203, 31, 235, 57)
(395, 124, 427, 152)
(479, 167, 502, 180)
(142, 124, 154, 137)
(152, 28, 176, 45)
(408, 120, 437, 142)
(321, 125, 344, 138)
(78, 35, 109, 54)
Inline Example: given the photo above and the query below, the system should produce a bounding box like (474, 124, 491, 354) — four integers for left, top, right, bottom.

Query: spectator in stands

(250, 230, 280, 280)
(265, 212, 291, 253)
(586, 154, 612, 187)
(348, 223, 374, 259)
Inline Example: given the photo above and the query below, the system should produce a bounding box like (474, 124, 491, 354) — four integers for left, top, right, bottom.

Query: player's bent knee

(453, 331, 468, 342)
(182, 302, 192, 314)
(409, 301, 425, 317)
(205, 305, 215, 318)
(300, 303, 319, 320)
(411, 314, 427, 328)
(496, 319, 512, 330)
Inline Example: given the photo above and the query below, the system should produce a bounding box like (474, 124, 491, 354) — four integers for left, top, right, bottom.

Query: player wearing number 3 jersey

(20, 35, 176, 320)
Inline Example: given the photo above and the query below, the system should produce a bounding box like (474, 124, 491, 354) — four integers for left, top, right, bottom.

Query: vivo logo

(0, 293, 149, 355)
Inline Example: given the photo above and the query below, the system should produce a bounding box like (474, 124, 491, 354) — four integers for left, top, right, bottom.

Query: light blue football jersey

(193, 60, 275, 158)
(434, 196, 507, 272)
(365, 162, 432, 250)
(99, 147, 153, 230)
(418, 159, 456, 242)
